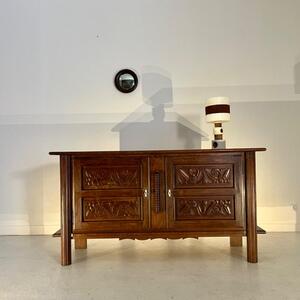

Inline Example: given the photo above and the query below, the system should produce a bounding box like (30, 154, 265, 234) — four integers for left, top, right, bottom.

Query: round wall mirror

(114, 69, 138, 93)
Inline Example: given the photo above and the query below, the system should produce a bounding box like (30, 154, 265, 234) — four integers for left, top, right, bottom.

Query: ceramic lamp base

(212, 140, 226, 149)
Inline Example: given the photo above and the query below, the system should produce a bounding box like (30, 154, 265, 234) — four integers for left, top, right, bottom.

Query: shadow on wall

(294, 59, 300, 231)
(112, 67, 207, 150)
(6, 63, 300, 235)
(294, 60, 300, 94)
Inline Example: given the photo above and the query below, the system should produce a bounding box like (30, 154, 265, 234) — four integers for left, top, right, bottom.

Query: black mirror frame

(114, 69, 138, 93)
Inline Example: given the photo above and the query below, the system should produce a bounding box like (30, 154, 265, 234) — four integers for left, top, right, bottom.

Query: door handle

(144, 189, 148, 198)
(168, 189, 172, 197)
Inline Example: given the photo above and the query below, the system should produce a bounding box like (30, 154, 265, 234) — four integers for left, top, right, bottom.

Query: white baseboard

(0, 206, 298, 235)
(258, 222, 298, 232)
(0, 223, 298, 235)
(0, 213, 59, 235)
(0, 225, 59, 235)
(257, 206, 298, 232)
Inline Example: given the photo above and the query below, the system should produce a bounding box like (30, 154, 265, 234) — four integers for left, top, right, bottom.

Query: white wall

(0, 0, 300, 234)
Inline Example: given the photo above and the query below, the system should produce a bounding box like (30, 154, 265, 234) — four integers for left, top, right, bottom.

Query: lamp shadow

(112, 67, 207, 150)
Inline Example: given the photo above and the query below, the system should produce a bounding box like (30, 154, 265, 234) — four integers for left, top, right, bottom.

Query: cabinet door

(166, 154, 245, 232)
(73, 156, 149, 232)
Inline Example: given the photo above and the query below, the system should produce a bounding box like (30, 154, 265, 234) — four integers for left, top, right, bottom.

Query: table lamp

(205, 96, 230, 149)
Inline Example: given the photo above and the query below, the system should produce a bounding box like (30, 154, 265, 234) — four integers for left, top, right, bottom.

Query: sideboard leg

(74, 235, 87, 249)
(245, 152, 258, 263)
(230, 236, 243, 247)
(60, 155, 72, 266)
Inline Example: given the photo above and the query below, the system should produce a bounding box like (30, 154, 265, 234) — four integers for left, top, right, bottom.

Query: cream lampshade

(205, 97, 230, 149)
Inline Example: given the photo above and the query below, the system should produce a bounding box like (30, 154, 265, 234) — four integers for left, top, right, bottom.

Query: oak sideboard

(49, 148, 266, 265)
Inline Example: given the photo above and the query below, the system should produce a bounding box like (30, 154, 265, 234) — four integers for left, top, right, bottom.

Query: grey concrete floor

(0, 233, 299, 300)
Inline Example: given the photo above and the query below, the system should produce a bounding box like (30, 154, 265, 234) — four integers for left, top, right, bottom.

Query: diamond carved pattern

(175, 165, 233, 187)
(176, 197, 234, 220)
(83, 197, 141, 221)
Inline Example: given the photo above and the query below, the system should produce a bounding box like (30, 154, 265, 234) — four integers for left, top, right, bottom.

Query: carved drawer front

(82, 197, 141, 221)
(175, 164, 233, 188)
(175, 196, 235, 220)
(82, 165, 140, 190)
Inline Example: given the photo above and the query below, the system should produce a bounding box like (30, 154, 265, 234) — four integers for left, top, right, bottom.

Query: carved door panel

(73, 156, 149, 232)
(165, 154, 245, 231)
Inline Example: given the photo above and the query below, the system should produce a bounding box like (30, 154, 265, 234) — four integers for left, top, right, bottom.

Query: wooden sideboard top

(49, 148, 266, 156)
